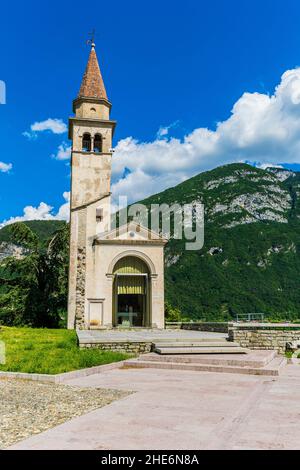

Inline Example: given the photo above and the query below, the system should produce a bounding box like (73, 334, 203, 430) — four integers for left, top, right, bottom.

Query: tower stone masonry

(68, 43, 167, 330)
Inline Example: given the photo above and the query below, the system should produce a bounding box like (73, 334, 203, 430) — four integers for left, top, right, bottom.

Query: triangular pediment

(95, 222, 168, 244)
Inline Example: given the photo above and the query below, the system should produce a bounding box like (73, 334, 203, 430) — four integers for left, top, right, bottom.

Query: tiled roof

(78, 46, 108, 100)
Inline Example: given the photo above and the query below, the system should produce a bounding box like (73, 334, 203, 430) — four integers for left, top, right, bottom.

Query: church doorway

(113, 256, 150, 328)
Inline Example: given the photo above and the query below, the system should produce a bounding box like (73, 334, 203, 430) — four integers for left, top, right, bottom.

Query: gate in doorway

(112, 256, 151, 327)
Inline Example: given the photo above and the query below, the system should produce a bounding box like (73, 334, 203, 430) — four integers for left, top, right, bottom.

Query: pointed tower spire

(78, 42, 108, 100)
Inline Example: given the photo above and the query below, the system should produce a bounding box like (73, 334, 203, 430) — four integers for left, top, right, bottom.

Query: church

(67, 41, 167, 330)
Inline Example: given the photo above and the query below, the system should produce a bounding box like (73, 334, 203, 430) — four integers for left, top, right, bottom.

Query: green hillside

(1, 162, 300, 324)
(0, 220, 66, 244)
(134, 163, 300, 320)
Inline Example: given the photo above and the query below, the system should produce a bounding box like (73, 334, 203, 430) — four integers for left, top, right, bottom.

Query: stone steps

(153, 341, 240, 348)
(152, 337, 228, 344)
(154, 346, 248, 355)
(138, 351, 277, 368)
(152, 339, 247, 355)
(124, 355, 286, 376)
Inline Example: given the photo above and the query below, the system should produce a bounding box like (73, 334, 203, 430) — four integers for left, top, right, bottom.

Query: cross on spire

(87, 29, 96, 48)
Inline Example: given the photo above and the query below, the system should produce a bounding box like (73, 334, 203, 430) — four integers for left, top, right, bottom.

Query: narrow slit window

(96, 208, 103, 222)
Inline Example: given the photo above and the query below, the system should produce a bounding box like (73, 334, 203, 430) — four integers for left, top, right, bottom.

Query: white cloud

(0, 192, 70, 229)
(23, 118, 67, 140)
(156, 120, 180, 139)
(31, 119, 67, 134)
(157, 127, 169, 138)
(22, 131, 37, 141)
(247, 161, 284, 170)
(51, 142, 71, 161)
(0, 161, 12, 173)
(56, 191, 70, 219)
(111, 67, 300, 203)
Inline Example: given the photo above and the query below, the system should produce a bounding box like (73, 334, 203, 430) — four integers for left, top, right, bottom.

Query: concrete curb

(0, 371, 56, 382)
(55, 360, 128, 383)
(0, 360, 127, 384)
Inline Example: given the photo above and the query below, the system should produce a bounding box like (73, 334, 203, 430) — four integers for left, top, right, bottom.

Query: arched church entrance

(112, 256, 151, 328)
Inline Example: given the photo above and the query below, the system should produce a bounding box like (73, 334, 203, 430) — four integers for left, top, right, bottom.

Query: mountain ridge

(1, 163, 300, 321)
(134, 163, 300, 320)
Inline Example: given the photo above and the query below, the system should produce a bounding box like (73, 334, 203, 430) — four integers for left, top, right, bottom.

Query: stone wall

(166, 322, 229, 333)
(75, 246, 86, 329)
(165, 322, 182, 330)
(79, 341, 152, 354)
(183, 322, 228, 333)
(229, 323, 300, 354)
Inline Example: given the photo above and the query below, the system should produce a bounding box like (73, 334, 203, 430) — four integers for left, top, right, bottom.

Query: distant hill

(0, 220, 67, 261)
(1, 163, 300, 321)
(0, 220, 66, 244)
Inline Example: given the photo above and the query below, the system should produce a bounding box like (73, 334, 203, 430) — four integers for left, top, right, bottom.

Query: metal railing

(235, 313, 265, 322)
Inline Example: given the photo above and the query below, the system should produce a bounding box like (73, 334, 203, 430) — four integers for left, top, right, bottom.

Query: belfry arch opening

(112, 256, 151, 328)
(82, 133, 91, 152)
(94, 134, 103, 153)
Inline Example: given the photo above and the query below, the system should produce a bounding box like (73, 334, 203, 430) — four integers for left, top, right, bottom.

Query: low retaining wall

(0, 360, 128, 383)
(166, 322, 228, 333)
(165, 322, 182, 330)
(182, 322, 228, 333)
(229, 323, 300, 354)
(79, 341, 152, 354)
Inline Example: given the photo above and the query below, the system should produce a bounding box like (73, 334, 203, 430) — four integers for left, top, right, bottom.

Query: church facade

(67, 42, 167, 330)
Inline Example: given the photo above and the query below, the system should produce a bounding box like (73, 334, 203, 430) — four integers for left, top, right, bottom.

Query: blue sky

(2, 0, 300, 224)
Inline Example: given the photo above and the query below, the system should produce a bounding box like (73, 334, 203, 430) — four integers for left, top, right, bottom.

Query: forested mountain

(1, 163, 300, 325)
(136, 163, 300, 320)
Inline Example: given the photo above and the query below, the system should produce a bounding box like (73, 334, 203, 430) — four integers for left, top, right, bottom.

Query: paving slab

(154, 346, 247, 355)
(8, 362, 300, 450)
(77, 329, 227, 344)
(124, 356, 285, 376)
(137, 350, 276, 367)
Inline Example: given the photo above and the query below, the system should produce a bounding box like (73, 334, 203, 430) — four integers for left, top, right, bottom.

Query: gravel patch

(0, 378, 131, 449)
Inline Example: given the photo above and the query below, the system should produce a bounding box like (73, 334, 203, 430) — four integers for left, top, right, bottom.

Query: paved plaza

(9, 361, 300, 450)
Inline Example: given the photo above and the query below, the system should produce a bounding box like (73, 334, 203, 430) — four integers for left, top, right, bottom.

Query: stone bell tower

(68, 42, 116, 329)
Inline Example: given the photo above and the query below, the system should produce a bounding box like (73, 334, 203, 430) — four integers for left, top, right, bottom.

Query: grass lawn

(0, 327, 131, 374)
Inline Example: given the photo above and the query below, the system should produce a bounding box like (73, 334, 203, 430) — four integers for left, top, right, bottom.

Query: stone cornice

(71, 150, 113, 157)
(71, 192, 111, 212)
(68, 117, 117, 139)
(94, 239, 167, 247)
(72, 97, 112, 113)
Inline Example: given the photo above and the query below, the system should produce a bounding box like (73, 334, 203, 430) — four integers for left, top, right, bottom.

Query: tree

(0, 222, 69, 327)
(165, 301, 182, 322)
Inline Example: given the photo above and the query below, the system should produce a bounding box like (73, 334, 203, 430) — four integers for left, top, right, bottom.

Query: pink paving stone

(8, 362, 300, 450)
